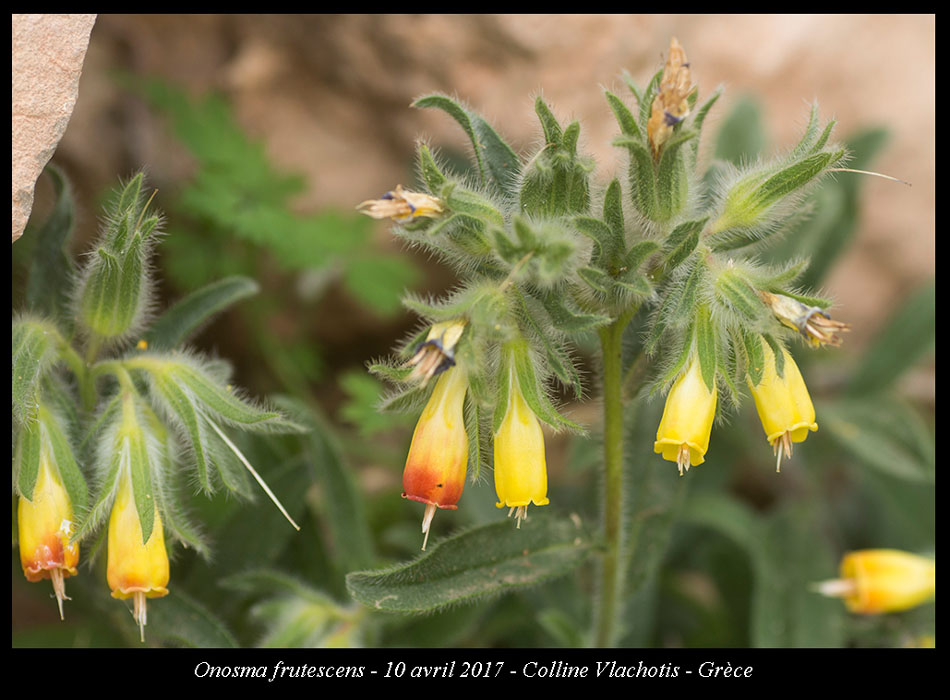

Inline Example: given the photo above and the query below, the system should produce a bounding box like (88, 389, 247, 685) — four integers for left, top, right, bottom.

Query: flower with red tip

(18, 455, 79, 620)
(402, 365, 469, 550)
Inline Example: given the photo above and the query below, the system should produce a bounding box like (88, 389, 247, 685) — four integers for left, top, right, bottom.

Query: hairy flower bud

(815, 549, 935, 615)
(107, 469, 170, 642)
(654, 356, 718, 476)
(494, 368, 549, 528)
(402, 366, 469, 550)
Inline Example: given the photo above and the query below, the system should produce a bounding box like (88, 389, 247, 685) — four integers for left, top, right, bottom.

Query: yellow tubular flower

(494, 369, 548, 528)
(17, 455, 79, 620)
(654, 356, 717, 476)
(107, 470, 170, 642)
(747, 340, 817, 472)
(402, 366, 469, 551)
(814, 549, 935, 615)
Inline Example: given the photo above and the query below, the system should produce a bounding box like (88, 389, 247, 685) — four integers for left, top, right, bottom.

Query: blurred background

(13, 14, 934, 648)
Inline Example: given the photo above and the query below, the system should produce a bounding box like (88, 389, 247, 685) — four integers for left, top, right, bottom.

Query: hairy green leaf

(345, 515, 593, 613)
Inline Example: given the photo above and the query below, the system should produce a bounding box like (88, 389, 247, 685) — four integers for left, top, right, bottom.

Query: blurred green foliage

(136, 78, 419, 394)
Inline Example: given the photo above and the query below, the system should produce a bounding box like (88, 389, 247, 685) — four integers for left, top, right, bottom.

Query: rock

(12, 14, 96, 243)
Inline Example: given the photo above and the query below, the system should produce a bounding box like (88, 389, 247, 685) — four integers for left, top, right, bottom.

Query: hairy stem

(594, 311, 632, 647)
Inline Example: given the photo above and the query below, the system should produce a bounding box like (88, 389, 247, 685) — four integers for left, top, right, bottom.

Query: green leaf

(534, 97, 563, 145)
(144, 276, 259, 350)
(26, 165, 76, 321)
(537, 290, 611, 332)
(605, 90, 641, 140)
(715, 269, 766, 322)
(847, 280, 934, 396)
(751, 504, 845, 648)
(512, 341, 584, 433)
(126, 419, 155, 544)
(14, 418, 42, 501)
(655, 128, 697, 220)
(12, 317, 59, 425)
(663, 218, 706, 271)
(345, 515, 593, 613)
(146, 589, 239, 648)
(820, 398, 934, 483)
(417, 143, 447, 192)
(40, 405, 88, 511)
(695, 305, 717, 391)
(277, 397, 375, 574)
(413, 94, 521, 197)
(150, 371, 213, 493)
(614, 136, 656, 220)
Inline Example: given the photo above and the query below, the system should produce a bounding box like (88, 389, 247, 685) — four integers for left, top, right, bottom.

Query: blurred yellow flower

(107, 469, 169, 642)
(357, 185, 444, 222)
(815, 549, 935, 615)
(494, 369, 548, 527)
(654, 356, 717, 476)
(18, 455, 79, 620)
(747, 340, 817, 471)
(402, 365, 469, 550)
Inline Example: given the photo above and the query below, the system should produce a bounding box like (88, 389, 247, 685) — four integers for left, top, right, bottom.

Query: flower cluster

(13, 173, 301, 642)
(388, 318, 556, 548)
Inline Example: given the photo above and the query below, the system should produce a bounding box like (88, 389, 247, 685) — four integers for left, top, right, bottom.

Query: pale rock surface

(12, 14, 96, 242)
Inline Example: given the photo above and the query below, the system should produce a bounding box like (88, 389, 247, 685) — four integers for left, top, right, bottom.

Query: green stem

(594, 310, 633, 647)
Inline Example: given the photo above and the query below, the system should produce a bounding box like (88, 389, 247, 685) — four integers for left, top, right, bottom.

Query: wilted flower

(747, 340, 817, 472)
(494, 369, 549, 528)
(357, 185, 444, 222)
(17, 456, 79, 620)
(814, 549, 935, 615)
(654, 356, 717, 476)
(647, 36, 693, 159)
(107, 469, 170, 642)
(759, 291, 850, 347)
(405, 319, 467, 385)
(402, 365, 469, 550)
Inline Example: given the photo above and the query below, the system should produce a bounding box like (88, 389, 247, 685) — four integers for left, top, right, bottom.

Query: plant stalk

(594, 311, 632, 647)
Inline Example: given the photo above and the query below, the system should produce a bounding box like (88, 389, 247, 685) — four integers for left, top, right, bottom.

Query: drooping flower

(494, 368, 548, 527)
(405, 319, 467, 385)
(747, 340, 817, 472)
(17, 455, 80, 620)
(402, 365, 469, 550)
(814, 549, 935, 615)
(107, 469, 169, 642)
(759, 291, 850, 347)
(654, 356, 718, 476)
(357, 185, 444, 222)
(647, 36, 693, 159)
